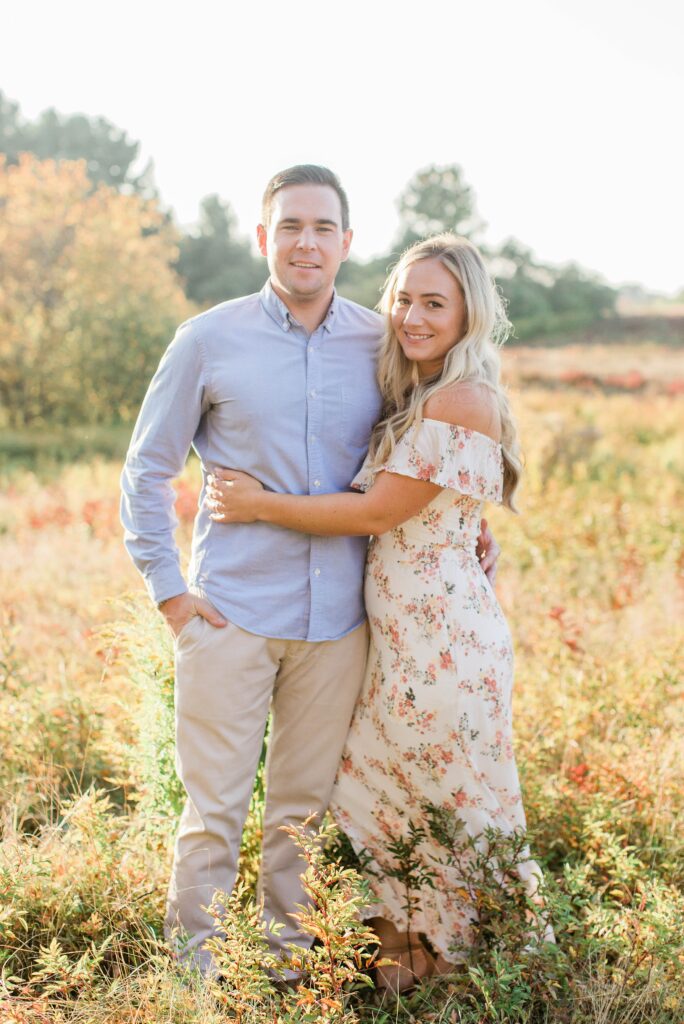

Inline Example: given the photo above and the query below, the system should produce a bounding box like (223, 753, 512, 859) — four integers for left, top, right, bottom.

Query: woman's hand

(476, 518, 500, 586)
(206, 468, 265, 523)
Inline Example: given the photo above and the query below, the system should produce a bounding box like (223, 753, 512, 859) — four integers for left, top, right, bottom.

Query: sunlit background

(3, 0, 682, 291)
(1, 5, 683, 1022)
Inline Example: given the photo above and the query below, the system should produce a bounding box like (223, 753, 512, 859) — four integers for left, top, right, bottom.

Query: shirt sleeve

(120, 320, 210, 605)
(352, 419, 503, 503)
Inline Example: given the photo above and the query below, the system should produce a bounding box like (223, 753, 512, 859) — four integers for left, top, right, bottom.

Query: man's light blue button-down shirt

(121, 281, 384, 641)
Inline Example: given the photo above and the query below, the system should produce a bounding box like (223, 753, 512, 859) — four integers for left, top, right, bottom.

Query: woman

(206, 234, 549, 989)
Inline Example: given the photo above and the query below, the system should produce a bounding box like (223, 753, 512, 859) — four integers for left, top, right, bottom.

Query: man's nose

(296, 229, 317, 249)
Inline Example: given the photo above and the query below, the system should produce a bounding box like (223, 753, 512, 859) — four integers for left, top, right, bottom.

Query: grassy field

(0, 342, 682, 1023)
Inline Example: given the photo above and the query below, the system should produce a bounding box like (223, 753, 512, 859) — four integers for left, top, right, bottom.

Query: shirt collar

(260, 279, 337, 334)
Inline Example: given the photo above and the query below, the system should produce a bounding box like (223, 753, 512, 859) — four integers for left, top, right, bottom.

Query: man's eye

(317, 226, 333, 233)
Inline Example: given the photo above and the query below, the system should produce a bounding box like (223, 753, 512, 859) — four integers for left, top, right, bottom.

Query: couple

(121, 163, 546, 990)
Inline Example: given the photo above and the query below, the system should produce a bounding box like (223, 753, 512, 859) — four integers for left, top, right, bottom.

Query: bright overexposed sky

(3, 0, 683, 292)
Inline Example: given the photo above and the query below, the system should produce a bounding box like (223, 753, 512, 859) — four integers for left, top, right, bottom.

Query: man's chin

(284, 280, 329, 301)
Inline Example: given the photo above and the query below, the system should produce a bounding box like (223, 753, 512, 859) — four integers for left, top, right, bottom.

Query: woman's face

(391, 257, 467, 378)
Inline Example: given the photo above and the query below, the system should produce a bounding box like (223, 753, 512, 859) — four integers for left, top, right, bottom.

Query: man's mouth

(291, 261, 320, 269)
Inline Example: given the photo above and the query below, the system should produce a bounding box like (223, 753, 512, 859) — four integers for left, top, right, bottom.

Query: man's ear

(341, 228, 353, 263)
(256, 223, 268, 258)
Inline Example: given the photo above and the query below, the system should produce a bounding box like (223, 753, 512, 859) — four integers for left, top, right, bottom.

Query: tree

(0, 90, 151, 193)
(548, 263, 615, 320)
(0, 92, 22, 160)
(395, 164, 484, 247)
(0, 155, 190, 427)
(335, 252, 394, 311)
(492, 237, 615, 340)
(175, 194, 266, 307)
(336, 163, 486, 309)
(338, 164, 482, 308)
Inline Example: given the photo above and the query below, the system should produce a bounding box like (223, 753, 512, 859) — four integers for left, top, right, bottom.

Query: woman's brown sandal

(371, 918, 437, 995)
(433, 953, 457, 976)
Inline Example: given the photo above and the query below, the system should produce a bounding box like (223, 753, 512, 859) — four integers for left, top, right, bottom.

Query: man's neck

(270, 281, 334, 335)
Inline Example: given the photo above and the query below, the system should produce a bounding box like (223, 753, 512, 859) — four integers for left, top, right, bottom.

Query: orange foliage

(0, 155, 191, 427)
(173, 478, 201, 524)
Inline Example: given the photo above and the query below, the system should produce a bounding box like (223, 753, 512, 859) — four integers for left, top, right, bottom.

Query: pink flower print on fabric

(330, 417, 547, 964)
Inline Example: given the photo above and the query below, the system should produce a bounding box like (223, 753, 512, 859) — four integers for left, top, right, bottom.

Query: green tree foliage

(0, 90, 151, 194)
(338, 168, 615, 337)
(494, 238, 616, 339)
(335, 252, 395, 311)
(396, 163, 484, 246)
(338, 163, 483, 309)
(175, 194, 266, 307)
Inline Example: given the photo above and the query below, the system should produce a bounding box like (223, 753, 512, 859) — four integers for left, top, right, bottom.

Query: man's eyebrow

(397, 289, 449, 300)
(278, 217, 339, 227)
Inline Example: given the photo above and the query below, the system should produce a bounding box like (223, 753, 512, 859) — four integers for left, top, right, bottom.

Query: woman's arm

(206, 469, 442, 536)
(207, 388, 503, 542)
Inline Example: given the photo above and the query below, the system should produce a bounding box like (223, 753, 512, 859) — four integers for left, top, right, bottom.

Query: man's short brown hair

(261, 165, 350, 232)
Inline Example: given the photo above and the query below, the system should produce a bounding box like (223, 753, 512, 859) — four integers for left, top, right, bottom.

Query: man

(121, 164, 498, 973)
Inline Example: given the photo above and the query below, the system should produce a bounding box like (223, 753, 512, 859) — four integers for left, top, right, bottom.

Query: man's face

(257, 184, 353, 304)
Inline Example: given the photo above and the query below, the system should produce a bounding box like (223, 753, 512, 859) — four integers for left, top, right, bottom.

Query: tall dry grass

(1, 348, 682, 1022)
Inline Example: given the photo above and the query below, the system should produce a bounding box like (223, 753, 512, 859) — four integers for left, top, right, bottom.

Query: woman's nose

(403, 304, 423, 324)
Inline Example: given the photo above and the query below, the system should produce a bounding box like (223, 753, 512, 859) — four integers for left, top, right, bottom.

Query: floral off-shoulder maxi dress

(329, 417, 545, 962)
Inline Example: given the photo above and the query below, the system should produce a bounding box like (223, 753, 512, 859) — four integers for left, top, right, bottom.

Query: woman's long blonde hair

(368, 233, 522, 510)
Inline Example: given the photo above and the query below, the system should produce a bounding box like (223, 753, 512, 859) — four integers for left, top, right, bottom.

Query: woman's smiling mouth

(403, 330, 433, 341)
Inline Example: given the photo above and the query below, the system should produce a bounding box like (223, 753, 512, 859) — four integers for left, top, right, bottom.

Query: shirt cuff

(144, 567, 188, 607)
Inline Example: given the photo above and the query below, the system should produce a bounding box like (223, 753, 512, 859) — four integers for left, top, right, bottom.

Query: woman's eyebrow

(397, 289, 449, 300)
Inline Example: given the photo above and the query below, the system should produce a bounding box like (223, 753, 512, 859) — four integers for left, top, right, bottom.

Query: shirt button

(310, 434, 317, 442)
(314, 568, 321, 577)
(310, 389, 317, 398)
(308, 346, 315, 354)
(314, 479, 321, 488)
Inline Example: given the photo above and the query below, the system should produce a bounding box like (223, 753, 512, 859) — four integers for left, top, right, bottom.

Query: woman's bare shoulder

(423, 381, 501, 441)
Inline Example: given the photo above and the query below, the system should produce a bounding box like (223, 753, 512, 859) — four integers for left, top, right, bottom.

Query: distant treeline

(0, 91, 616, 429)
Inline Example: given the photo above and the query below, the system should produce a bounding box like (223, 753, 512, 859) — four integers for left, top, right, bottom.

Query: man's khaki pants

(164, 614, 369, 972)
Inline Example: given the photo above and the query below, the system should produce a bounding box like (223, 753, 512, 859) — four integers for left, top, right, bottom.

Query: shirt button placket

(307, 328, 325, 638)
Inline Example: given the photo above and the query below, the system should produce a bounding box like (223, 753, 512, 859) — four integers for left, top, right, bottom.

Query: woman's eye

(428, 301, 443, 309)
(395, 297, 409, 306)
